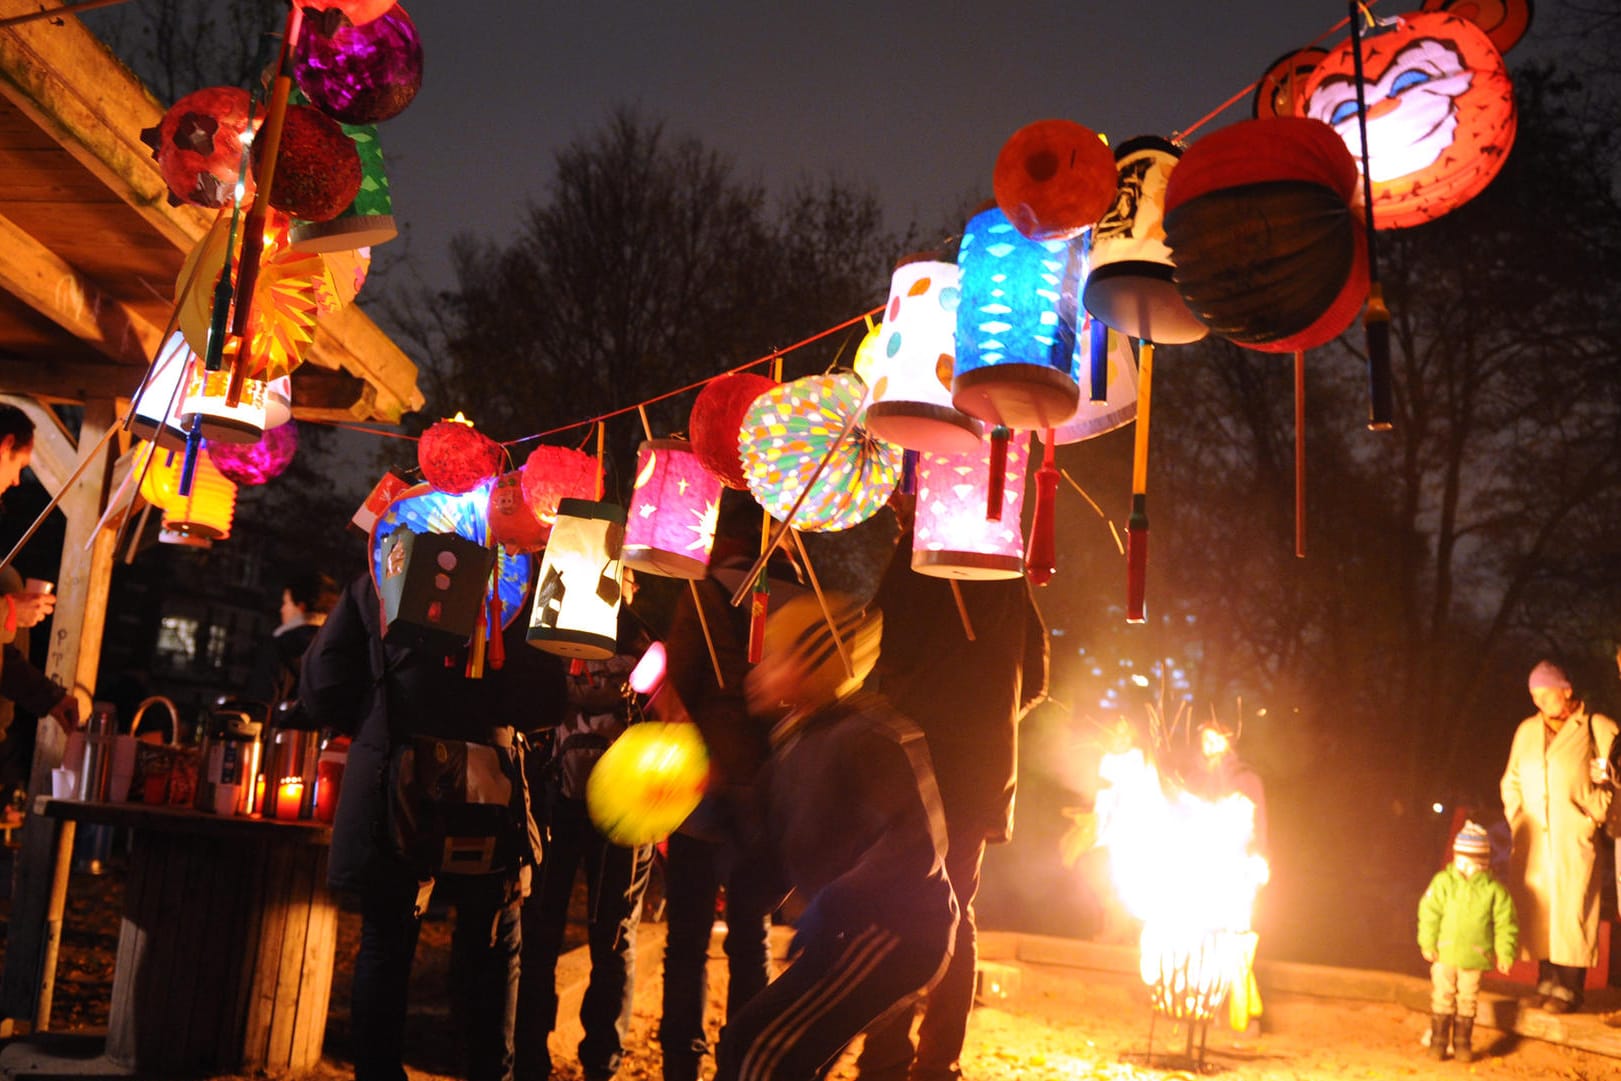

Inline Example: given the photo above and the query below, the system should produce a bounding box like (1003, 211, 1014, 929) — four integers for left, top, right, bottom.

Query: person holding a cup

(1500, 658, 1617, 1014)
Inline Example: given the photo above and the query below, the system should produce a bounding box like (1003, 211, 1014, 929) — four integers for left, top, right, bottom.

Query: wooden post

(1, 397, 120, 1026)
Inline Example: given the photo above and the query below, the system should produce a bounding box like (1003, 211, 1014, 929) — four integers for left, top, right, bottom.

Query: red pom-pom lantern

(140, 86, 256, 208)
(294, 4, 423, 125)
(1300, 11, 1516, 229)
(418, 415, 502, 495)
(208, 422, 298, 485)
(520, 445, 598, 527)
(294, 0, 397, 27)
(993, 119, 1117, 242)
(488, 470, 549, 552)
(253, 104, 362, 222)
(1163, 117, 1369, 353)
(690, 373, 775, 489)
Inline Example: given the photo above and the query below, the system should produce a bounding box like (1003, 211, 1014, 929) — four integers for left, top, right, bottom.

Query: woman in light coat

(1500, 659, 1617, 1013)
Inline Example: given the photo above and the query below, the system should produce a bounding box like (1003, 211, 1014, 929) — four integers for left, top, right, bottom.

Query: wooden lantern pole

(1125, 340, 1154, 623)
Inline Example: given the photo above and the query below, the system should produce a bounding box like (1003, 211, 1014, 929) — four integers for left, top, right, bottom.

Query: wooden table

(37, 799, 336, 1078)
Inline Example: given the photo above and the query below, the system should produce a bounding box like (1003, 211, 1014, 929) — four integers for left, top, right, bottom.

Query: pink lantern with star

(912, 430, 1031, 580)
(623, 439, 723, 579)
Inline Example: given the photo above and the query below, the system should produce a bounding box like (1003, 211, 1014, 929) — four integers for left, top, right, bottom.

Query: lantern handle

(687, 579, 725, 690)
(789, 528, 854, 680)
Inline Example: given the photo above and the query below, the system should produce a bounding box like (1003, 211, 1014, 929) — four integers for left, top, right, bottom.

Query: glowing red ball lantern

(1163, 117, 1369, 353)
(418, 415, 502, 495)
(253, 104, 363, 222)
(294, 4, 424, 125)
(140, 86, 256, 208)
(294, 0, 398, 27)
(520, 445, 598, 527)
(689, 372, 775, 489)
(1301, 11, 1516, 229)
(992, 119, 1117, 242)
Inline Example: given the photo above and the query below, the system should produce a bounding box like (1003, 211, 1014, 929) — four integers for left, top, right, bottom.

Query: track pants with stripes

(716, 921, 952, 1081)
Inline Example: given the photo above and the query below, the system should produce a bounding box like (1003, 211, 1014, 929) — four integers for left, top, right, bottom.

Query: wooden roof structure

(0, 10, 424, 422)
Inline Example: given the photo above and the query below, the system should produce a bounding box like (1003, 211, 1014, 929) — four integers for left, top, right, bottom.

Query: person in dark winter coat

(715, 592, 957, 1081)
(300, 571, 567, 1081)
(856, 506, 1048, 1081)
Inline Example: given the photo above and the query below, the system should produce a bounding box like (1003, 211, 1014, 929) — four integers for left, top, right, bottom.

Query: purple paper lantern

(207, 423, 298, 486)
(294, 5, 424, 126)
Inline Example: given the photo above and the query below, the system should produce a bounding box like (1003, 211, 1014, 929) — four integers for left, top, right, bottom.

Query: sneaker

(1544, 997, 1573, 1015)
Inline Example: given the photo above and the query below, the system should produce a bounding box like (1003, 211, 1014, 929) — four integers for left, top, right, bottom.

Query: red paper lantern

(418, 416, 503, 495)
(1163, 117, 1369, 353)
(140, 86, 256, 209)
(690, 372, 775, 489)
(992, 119, 1117, 242)
(294, 0, 398, 27)
(1301, 11, 1516, 229)
(487, 470, 549, 552)
(520, 445, 598, 526)
(253, 104, 363, 223)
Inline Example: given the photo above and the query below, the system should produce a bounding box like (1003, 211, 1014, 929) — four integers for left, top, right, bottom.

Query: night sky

(381, 2, 1360, 290)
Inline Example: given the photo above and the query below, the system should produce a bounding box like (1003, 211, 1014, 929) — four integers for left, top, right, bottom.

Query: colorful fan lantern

(520, 444, 599, 526)
(487, 471, 549, 553)
(1301, 11, 1517, 229)
(207, 422, 298, 485)
(1053, 321, 1137, 445)
(1082, 136, 1208, 346)
(864, 257, 982, 454)
(1163, 117, 1369, 353)
(177, 213, 360, 380)
(252, 103, 363, 223)
(527, 498, 627, 660)
(139, 442, 237, 545)
(623, 439, 723, 579)
(290, 124, 398, 251)
(372, 482, 531, 635)
(418, 414, 503, 495)
(690, 372, 775, 489)
(951, 205, 1083, 432)
(139, 86, 256, 209)
(1421, 0, 1533, 54)
(740, 372, 903, 533)
(294, 0, 398, 27)
(294, 4, 422, 125)
(993, 119, 1117, 242)
(912, 430, 1031, 580)
(586, 721, 709, 846)
(130, 333, 194, 450)
(1252, 46, 1328, 119)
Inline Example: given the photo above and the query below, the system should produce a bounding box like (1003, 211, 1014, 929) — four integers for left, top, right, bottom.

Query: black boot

(1429, 1013, 1451, 1060)
(1454, 1016, 1475, 1063)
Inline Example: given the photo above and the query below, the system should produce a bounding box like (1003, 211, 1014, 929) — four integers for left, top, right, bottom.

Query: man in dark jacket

(300, 571, 567, 1081)
(715, 592, 957, 1081)
(856, 506, 1049, 1081)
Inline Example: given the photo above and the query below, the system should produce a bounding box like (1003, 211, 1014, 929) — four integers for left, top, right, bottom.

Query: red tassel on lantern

(747, 572, 770, 664)
(486, 592, 506, 670)
(1026, 434, 1059, 585)
(1126, 495, 1149, 623)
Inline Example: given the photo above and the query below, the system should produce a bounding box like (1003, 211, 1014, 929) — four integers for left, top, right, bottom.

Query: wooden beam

(305, 303, 425, 421)
(0, 207, 163, 364)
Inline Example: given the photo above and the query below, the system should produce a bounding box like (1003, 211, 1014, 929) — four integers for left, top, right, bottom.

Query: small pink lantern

(207, 423, 298, 485)
(912, 430, 1031, 580)
(520, 444, 599, 526)
(623, 439, 723, 579)
(418, 414, 503, 495)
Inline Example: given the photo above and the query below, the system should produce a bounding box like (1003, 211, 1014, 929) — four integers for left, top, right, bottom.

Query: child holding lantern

(1417, 821, 1517, 1063)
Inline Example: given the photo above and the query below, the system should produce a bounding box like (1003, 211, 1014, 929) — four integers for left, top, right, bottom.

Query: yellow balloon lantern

(585, 722, 710, 846)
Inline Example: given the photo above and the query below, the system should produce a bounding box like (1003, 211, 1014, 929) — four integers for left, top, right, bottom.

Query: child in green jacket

(1417, 821, 1518, 1063)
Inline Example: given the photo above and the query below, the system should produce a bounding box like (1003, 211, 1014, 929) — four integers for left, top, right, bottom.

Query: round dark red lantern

(252, 104, 363, 222)
(992, 119, 1117, 242)
(140, 86, 256, 209)
(690, 372, 775, 489)
(418, 416, 502, 495)
(294, 3, 423, 125)
(1163, 117, 1368, 353)
(1300, 11, 1516, 229)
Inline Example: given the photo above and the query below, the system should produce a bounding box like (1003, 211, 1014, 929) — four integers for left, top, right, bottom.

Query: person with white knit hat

(1417, 821, 1518, 1062)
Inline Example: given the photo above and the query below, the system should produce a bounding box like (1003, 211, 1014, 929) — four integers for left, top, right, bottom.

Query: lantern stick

(687, 579, 725, 689)
(0, 0, 137, 28)
(986, 426, 1010, 522)
(594, 422, 606, 501)
(122, 500, 154, 565)
(224, 3, 304, 406)
(789, 528, 854, 680)
(728, 402, 866, 608)
(1089, 317, 1110, 404)
(1294, 349, 1307, 559)
(1126, 340, 1154, 624)
(1026, 432, 1059, 586)
(486, 591, 506, 670)
(948, 580, 977, 643)
(466, 589, 488, 679)
(1060, 468, 1126, 556)
(0, 422, 121, 576)
(637, 405, 654, 441)
(1348, 0, 1394, 431)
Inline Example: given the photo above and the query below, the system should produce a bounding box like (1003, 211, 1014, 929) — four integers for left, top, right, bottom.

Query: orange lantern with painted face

(1301, 10, 1516, 229)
